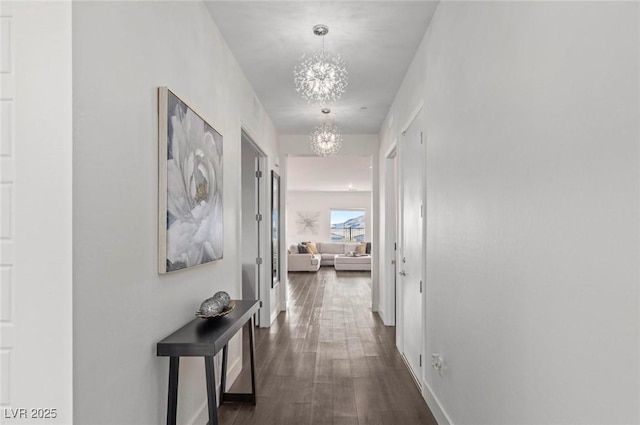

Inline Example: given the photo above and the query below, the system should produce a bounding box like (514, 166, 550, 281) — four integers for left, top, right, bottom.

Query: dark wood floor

(219, 267, 437, 425)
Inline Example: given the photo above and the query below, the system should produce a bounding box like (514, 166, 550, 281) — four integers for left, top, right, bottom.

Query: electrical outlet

(431, 354, 444, 377)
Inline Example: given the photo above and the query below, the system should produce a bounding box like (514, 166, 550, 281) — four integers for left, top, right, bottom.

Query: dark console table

(157, 300, 260, 425)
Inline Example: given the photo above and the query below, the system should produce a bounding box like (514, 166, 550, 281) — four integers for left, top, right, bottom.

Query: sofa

(334, 254, 372, 271)
(287, 242, 372, 272)
(287, 248, 321, 272)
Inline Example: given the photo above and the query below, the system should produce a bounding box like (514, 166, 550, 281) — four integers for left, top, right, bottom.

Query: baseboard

(372, 303, 379, 313)
(376, 305, 386, 323)
(188, 399, 208, 425)
(225, 355, 242, 392)
(270, 307, 280, 325)
(423, 381, 454, 425)
(186, 355, 243, 425)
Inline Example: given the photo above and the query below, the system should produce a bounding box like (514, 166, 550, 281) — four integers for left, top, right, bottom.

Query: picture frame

(271, 170, 281, 287)
(158, 87, 224, 274)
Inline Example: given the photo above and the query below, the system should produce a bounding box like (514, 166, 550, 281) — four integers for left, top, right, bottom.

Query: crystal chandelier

(294, 24, 348, 104)
(310, 109, 343, 157)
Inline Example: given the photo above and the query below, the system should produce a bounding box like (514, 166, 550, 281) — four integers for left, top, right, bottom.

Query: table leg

(204, 356, 218, 425)
(249, 316, 256, 405)
(220, 344, 228, 404)
(167, 357, 179, 425)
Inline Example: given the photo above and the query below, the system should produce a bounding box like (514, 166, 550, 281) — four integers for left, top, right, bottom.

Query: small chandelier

(294, 24, 348, 104)
(310, 109, 343, 157)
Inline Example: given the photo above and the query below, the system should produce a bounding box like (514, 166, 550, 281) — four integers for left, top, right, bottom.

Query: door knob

(399, 271, 407, 276)
(402, 257, 407, 264)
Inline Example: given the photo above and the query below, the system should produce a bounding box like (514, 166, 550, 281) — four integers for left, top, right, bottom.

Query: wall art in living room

(296, 211, 320, 235)
(158, 87, 223, 273)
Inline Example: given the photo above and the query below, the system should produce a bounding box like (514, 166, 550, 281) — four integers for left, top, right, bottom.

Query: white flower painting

(158, 88, 223, 273)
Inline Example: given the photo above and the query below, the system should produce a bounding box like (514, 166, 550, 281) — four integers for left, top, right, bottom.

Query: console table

(157, 300, 260, 425)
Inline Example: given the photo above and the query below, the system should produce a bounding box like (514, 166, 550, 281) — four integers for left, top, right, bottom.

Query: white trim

(423, 381, 454, 425)
(377, 305, 388, 325)
(187, 399, 208, 425)
(225, 355, 243, 392)
(279, 156, 289, 313)
(400, 100, 424, 136)
(420, 129, 428, 402)
(385, 142, 397, 160)
(270, 305, 279, 325)
(257, 155, 269, 328)
(383, 143, 398, 327)
(239, 122, 264, 155)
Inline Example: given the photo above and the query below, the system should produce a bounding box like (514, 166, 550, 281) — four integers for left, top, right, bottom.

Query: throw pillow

(366, 242, 372, 254)
(306, 245, 314, 254)
(298, 244, 308, 254)
(307, 242, 319, 254)
(356, 243, 367, 255)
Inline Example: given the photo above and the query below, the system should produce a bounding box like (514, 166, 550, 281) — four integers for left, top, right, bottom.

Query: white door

(399, 113, 424, 383)
(0, 5, 16, 410)
(1, 4, 73, 421)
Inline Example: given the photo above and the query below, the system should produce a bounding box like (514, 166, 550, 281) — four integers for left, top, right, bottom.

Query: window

(330, 209, 365, 242)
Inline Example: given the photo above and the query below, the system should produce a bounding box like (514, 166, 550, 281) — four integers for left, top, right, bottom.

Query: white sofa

(316, 242, 359, 266)
(287, 247, 321, 272)
(334, 254, 372, 271)
(287, 242, 371, 272)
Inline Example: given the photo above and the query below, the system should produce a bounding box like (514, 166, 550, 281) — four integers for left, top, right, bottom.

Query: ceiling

(204, 1, 439, 135)
(287, 156, 372, 192)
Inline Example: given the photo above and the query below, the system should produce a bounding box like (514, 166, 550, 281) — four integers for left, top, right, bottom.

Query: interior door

(0, 4, 16, 410)
(240, 136, 262, 327)
(399, 113, 424, 383)
(253, 158, 261, 315)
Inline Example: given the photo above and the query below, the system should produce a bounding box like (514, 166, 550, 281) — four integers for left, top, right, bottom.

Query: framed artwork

(296, 211, 320, 234)
(158, 87, 223, 273)
(271, 171, 281, 287)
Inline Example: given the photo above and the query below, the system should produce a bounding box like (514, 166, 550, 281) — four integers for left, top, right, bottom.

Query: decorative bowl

(195, 300, 235, 319)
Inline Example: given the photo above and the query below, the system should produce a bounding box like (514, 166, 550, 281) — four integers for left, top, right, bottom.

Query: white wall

(72, 2, 279, 424)
(286, 191, 372, 248)
(0, 2, 73, 423)
(379, 2, 640, 424)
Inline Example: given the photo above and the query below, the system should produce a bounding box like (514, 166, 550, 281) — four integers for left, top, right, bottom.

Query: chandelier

(310, 109, 343, 157)
(293, 24, 348, 104)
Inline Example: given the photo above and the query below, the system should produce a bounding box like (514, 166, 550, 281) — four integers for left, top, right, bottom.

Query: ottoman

(334, 254, 372, 271)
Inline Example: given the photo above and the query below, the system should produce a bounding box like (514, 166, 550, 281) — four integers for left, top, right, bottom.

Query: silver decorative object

(310, 122, 343, 157)
(199, 297, 225, 316)
(293, 24, 348, 104)
(212, 291, 230, 307)
(196, 291, 234, 319)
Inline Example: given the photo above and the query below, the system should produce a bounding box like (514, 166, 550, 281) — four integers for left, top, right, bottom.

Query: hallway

(219, 268, 437, 425)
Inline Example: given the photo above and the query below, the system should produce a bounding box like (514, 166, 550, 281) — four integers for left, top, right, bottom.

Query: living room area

(285, 155, 374, 274)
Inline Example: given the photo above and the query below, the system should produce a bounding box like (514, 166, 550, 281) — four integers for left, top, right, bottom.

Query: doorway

(240, 130, 266, 325)
(397, 107, 425, 385)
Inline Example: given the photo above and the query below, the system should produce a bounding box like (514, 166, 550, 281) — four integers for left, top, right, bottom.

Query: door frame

(384, 143, 398, 326)
(240, 126, 270, 327)
(395, 101, 426, 388)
